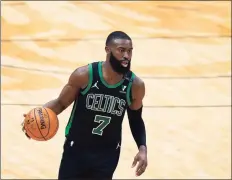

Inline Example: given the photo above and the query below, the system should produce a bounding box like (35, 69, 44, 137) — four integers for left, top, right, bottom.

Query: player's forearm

(43, 99, 66, 115)
(130, 118, 147, 149)
(127, 106, 147, 149)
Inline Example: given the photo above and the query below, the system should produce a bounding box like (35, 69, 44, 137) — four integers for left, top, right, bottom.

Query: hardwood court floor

(1, 1, 231, 179)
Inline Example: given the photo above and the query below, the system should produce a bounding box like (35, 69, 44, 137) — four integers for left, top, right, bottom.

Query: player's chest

(89, 80, 128, 99)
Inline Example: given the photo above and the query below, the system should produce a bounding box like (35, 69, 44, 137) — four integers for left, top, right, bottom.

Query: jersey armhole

(65, 100, 77, 136)
(80, 63, 93, 95)
(126, 72, 135, 106)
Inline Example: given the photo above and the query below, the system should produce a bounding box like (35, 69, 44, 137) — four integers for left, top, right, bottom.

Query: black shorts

(58, 139, 121, 180)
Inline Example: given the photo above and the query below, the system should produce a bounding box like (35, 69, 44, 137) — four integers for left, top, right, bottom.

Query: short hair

(105, 31, 131, 46)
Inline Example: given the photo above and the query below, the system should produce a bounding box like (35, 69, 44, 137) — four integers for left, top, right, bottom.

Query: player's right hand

(21, 114, 31, 139)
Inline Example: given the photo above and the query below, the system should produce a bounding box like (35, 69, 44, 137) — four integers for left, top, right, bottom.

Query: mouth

(121, 60, 129, 67)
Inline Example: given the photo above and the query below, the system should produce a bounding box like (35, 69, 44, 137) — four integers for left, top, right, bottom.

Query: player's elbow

(127, 106, 146, 148)
(127, 106, 143, 121)
(127, 106, 145, 131)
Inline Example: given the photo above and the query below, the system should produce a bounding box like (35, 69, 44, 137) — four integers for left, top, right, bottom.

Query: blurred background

(1, 1, 231, 179)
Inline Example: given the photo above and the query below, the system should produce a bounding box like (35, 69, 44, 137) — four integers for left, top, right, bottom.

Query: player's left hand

(131, 147, 148, 176)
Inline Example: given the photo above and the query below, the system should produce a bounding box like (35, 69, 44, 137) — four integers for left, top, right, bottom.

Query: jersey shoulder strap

(92, 61, 101, 83)
(80, 62, 98, 95)
(122, 71, 136, 106)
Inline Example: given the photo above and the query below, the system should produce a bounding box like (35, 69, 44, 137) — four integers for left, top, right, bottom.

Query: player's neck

(102, 61, 124, 82)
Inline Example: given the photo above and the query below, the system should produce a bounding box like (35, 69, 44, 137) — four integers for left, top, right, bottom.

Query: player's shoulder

(131, 72, 145, 88)
(72, 61, 102, 78)
(72, 62, 96, 77)
(69, 63, 93, 86)
(130, 72, 145, 99)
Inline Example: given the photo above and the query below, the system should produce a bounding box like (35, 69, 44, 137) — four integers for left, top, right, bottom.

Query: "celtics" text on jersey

(86, 93, 126, 116)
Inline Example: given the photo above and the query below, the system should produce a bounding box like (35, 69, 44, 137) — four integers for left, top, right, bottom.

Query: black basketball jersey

(65, 61, 135, 149)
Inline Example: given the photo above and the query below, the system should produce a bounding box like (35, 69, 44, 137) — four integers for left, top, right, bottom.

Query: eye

(119, 49, 124, 53)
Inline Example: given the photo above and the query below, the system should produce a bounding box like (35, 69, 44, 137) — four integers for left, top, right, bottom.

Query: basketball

(24, 107, 59, 141)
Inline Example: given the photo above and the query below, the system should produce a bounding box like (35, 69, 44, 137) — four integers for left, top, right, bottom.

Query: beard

(109, 52, 131, 75)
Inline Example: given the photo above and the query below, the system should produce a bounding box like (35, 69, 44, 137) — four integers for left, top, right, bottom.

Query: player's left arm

(127, 75, 147, 176)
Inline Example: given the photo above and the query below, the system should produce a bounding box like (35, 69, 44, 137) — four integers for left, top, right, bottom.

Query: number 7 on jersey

(92, 115, 111, 136)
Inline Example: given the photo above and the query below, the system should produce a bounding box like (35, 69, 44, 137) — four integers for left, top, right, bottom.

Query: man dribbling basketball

(22, 31, 148, 179)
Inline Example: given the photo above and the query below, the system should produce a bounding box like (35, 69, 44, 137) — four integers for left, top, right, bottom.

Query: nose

(123, 52, 130, 60)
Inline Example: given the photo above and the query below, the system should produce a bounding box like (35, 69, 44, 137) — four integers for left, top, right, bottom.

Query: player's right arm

(22, 65, 89, 138)
(22, 64, 89, 121)
(43, 65, 89, 115)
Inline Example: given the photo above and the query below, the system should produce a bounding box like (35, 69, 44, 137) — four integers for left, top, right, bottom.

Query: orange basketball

(24, 107, 59, 141)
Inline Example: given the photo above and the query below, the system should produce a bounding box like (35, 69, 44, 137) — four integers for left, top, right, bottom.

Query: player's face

(107, 39, 133, 75)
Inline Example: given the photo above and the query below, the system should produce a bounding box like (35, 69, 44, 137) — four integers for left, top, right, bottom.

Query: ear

(105, 46, 111, 54)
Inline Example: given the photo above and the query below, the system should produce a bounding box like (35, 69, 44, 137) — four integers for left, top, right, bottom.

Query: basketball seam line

(43, 108, 50, 138)
(34, 108, 46, 141)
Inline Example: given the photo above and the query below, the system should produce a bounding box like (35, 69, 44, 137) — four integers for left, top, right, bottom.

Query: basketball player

(22, 31, 147, 179)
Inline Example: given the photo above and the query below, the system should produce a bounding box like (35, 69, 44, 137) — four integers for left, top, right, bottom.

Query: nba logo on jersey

(120, 85, 127, 94)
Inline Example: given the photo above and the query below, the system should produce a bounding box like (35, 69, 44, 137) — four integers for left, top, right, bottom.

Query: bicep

(57, 67, 88, 109)
(57, 83, 79, 108)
